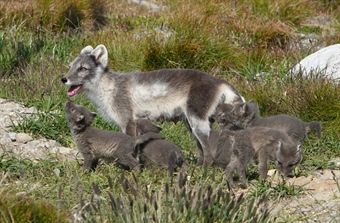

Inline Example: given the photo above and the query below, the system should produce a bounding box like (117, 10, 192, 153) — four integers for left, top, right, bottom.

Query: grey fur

(61, 44, 244, 167)
(65, 101, 164, 173)
(209, 130, 233, 169)
(136, 119, 188, 176)
(217, 100, 322, 142)
(223, 127, 303, 188)
(209, 104, 242, 169)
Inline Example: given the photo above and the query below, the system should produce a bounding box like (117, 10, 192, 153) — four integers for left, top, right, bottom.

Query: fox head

(274, 141, 303, 177)
(61, 45, 109, 97)
(65, 101, 97, 131)
(217, 100, 259, 128)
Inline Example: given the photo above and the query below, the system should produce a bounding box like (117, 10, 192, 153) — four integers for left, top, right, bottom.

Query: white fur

(131, 83, 188, 120)
(132, 83, 170, 99)
(85, 75, 122, 125)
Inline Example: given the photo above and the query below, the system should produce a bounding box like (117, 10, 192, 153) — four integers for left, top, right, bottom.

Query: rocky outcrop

(0, 98, 78, 161)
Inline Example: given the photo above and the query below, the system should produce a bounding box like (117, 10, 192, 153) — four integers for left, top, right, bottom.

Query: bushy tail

(306, 121, 322, 138)
(135, 132, 165, 145)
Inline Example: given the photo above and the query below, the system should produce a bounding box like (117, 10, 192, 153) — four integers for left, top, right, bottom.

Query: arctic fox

(217, 100, 322, 143)
(222, 127, 303, 188)
(65, 101, 164, 173)
(136, 119, 188, 176)
(61, 44, 244, 166)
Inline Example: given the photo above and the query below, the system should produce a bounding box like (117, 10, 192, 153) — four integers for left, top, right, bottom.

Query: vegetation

(0, 0, 339, 222)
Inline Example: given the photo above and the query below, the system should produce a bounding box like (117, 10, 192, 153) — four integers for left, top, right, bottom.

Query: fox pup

(65, 101, 164, 172)
(223, 127, 303, 188)
(136, 119, 188, 176)
(217, 100, 322, 143)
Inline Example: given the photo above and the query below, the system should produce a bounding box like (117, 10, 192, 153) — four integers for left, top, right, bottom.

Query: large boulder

(290, 44, 340, 80)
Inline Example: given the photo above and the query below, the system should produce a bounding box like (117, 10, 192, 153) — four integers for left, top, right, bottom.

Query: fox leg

(186, 116, 213, 167)
(124, 120, 137, 137)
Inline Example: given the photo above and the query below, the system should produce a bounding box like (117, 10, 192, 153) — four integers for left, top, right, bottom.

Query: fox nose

(61, 77, 67, 84)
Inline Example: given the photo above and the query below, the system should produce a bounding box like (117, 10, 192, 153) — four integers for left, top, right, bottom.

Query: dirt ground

(269, 169, 340, 222)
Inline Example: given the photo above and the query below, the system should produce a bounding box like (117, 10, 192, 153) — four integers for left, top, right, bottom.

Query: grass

(0, 0, 339, 221)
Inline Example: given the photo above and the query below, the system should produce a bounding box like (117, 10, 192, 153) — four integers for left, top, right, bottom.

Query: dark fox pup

(217, 100, 322, 143)
(136, 119, 188, 176)
(65, 101, 164, 173)
(222, 127, 303, 188)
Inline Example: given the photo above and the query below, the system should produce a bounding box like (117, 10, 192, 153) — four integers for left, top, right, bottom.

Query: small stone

(53, 168, 60, 176)
(8, 132, 17, 141)
(27, 140, 39, 148)
(16, 133, 33, 144)
(0, 132, 12, 144)
(327, 158, 340, 170)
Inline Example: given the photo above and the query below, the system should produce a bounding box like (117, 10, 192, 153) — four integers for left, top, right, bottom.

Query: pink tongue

(67, 85, 81, 97)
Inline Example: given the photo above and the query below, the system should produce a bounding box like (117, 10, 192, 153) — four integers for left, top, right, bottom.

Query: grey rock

(0, 98, 76, 161)
(16, 133, 33, 144)
(327, 158, 340, 170)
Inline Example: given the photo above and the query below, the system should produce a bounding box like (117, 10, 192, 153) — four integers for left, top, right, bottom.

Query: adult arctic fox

(61, 44, 244, 167)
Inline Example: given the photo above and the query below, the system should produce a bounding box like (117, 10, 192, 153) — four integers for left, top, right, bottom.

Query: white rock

(290, 44, 340, 80)
(130, 0, 162, 12)
(16, 133, 33, 144)
(8, 132, 17, 141)
(0, 132, 12, 144)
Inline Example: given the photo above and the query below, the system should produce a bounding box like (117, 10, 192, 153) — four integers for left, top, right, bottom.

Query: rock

(130, 0, 162, 12)
(327, 158, 340, 170)
(0, 98, 76, 161)
(8, 132, 17, 141)
(16, 133, 33, 144)
(290, 44, 340, 80)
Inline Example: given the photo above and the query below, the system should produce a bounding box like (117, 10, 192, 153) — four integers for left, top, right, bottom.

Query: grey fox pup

(223, 127, 303, 188)
(65, 101, 164, 173)
(136, 119, 188, 176)
(217, 100, 322, 143)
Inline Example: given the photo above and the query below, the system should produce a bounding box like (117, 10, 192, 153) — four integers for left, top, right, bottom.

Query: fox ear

(156, 125, 163, 132)
(91, 112, 97, 118)
(297, 144, 302, 152)
(240, 103, 247, 114)
(91, 44, 108, 68)
(76, 115, 84, 123)
(248, 100, 256, 106)
(81, 45, 93, 54)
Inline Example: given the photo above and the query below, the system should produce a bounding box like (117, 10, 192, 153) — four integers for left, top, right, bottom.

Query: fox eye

(71, 108, 75, 113)
(78, 67, 88, 72)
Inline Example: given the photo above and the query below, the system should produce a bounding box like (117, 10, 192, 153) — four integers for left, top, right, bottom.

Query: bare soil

(270, 169, 340, 222)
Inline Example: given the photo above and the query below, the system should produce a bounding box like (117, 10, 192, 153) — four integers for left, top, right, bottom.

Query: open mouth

(67, 85, 82, 97)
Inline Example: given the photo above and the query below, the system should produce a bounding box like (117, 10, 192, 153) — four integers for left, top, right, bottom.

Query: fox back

(218, 100, 322, 142)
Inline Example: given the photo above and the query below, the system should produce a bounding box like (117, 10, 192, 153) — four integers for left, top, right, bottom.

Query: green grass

(0, 0, 339, 221)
